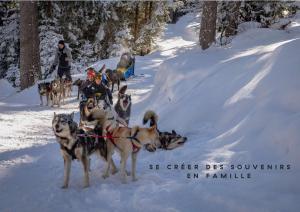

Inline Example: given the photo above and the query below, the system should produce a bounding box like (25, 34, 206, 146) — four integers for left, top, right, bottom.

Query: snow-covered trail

(1, 12, 300, 212)
(0, 14, 200, 212)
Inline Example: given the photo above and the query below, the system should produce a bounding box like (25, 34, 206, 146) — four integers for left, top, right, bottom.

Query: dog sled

(116, 52, 135, 80)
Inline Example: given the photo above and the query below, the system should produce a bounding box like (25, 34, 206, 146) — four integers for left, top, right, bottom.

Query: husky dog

(38, 82, 51, 106)
(83, 98, 127, 132)
(63, 78, 72, 98)
(114, 85, 131, 125)
(79, 97, 96, 127)
(155, 130, 187, 150)
(79, 95, 114, 127)
(105, 69, 121, 92)
(73, 78, 83, 99)
(101, 111, 160, 183)
(143, 111, 187, 151)
(50, 78, 64, 107)
(52, 112, 117, 188)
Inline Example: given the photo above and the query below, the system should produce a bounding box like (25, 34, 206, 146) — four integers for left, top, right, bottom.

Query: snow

(96, 25, 105, 41)
(0, 79, 17, 100)
(1, 13, 300, 212)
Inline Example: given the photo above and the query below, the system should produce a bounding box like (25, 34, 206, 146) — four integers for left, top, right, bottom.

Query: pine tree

(20, 1, 41, 89)
(200, 1, 217, 50)
(224, 1, 241, 37)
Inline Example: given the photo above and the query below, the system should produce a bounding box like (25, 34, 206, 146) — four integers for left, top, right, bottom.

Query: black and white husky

(52, 112, 118, 188)
(114, 85, 132, 125)
(38, 82, 51, 106)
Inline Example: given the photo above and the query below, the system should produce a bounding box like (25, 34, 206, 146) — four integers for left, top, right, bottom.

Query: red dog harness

(77, 126, 141, 153)
(106, 126, 141, 153)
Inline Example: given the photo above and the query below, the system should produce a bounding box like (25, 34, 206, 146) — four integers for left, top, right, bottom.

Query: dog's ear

(172, 130, 177, 135)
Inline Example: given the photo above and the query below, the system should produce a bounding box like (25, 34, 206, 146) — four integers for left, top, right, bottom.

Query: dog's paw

(111, 168, 118, 175)
(61, 185, 68, 189)
(132, 177, 138, 182)
(83, 184, 90, 188)
(126, 170, 131, 176)
(102, 173, 109, 179)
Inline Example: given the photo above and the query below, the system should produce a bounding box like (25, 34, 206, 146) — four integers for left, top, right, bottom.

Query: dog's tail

(143, 110, 158, 127)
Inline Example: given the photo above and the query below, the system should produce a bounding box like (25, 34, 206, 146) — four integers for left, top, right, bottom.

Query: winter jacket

(81, 80, 95, 99)
(82, 81, 113, 104)
(53, 46, 72, 68)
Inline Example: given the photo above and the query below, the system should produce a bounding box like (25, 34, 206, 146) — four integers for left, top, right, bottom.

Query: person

(79, 68, 96, 114)
(93, 73, 113, 105)
(81, 68, 96, 99)
(48, 40, 73, 81)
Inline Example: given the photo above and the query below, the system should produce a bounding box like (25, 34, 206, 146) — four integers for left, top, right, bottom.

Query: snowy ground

(1, 13, 300, 212)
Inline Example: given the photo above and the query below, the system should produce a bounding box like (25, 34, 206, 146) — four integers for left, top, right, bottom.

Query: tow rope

(76, 131, 141, 153)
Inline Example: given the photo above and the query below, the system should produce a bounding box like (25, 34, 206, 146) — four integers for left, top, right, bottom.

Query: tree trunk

(148, 2, 153, 21)
(225, 1, 241, 37)
(199, 1, 217, 50)
(134, 2, 139, 41)
(144, 1, 149, 23)
(20, 1, 41, 90)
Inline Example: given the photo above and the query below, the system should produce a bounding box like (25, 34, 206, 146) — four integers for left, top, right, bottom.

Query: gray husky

(63, 78, 72, 98)
(52, 112, 118, 188)
(114, 85, 131, 125)
(50, 78, 64, 107)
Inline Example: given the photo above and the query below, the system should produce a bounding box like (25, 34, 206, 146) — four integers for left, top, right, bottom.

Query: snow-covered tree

(0, 1, 20, 86)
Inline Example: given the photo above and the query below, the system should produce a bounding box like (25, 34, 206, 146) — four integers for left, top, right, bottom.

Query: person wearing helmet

(78, 67, 96, 115)
(87, 68, 96, 81)
(93, 73, 113, 105)
(80, 68, 96, 99)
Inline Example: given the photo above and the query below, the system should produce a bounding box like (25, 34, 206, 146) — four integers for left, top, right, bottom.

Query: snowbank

(132, 13, 300, 211)
(0, 79, 17, 100)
